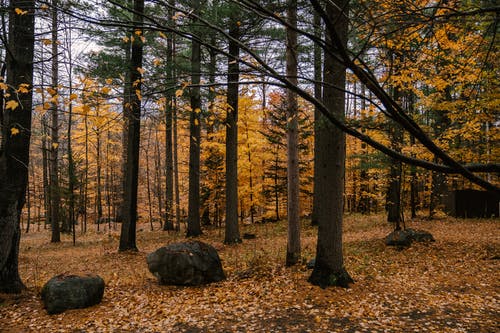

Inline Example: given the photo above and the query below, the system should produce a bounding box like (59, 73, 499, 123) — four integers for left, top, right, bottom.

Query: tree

(0, 0, 35, 293)
(309, 0, 353, 288)
(119, 0, 144, 251)
(285, 0, 300, 266)
(186, 0, 203, 237)
(49, 0, 61, 242)
(161, 0, 176, 231)
(224, 9, 241, 244)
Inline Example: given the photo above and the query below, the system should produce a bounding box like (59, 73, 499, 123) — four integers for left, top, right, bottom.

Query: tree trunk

(95, 115, 102, 230)
(163, 4, 175, 231)
(224, 14, 241, 245)
(49, 0, 61, 242)
(119, 0, 144, 251)
(286, 0, 301, 266)
(386, 85, 403, 229)
(309, 0, 353, 288)
(187, 0, 202, 237)
(116, 3, 133, 223)
(0, 0, 35, 293)
(311, 8, 322, 226)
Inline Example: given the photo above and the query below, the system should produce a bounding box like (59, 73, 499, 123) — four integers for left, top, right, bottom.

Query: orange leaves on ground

(1, 217, 497, 332)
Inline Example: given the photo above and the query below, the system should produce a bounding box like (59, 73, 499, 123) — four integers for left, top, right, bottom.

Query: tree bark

(186, 0, 202, 237)
(386, 84, 403, 228)
(49, 0, 61, 241)
(309, 0, 353, 288)
(224, 14, 241, 245)
(0, 0, 35, 293)
(311, 8, 322, 226)
(119, 0, 144, 251)
(286, 0, 301, 266)
(163, 1, 175, 231)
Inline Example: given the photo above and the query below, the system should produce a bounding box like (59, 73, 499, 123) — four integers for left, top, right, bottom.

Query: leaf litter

(0, 215, 498, 332)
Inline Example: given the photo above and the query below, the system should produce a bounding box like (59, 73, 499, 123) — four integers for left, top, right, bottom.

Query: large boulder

(385, 228, 435, 247)
(406, 228, 435, 243)
(147, 241, 225, 286)
(385, 229, 412, 247)
(41, 274, 105, 314)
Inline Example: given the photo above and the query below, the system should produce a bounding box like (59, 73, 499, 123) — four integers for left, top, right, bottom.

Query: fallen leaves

(0, 216, 498, 332)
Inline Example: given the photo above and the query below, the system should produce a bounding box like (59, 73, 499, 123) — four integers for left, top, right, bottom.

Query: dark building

(444, 190, 499, 218)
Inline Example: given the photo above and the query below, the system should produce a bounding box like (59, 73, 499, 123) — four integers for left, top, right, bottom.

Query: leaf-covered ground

(1, 215, 498, 332)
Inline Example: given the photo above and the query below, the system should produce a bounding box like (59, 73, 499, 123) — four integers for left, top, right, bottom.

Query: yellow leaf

(40, 4, 49, 11)
(194, 108, 201, 114)
(47, 87, 57, 96)
(105, 78, 113, 85)
(140, 36, 146, 43)
(136, 90, 142, 101)
(52, 142, 59, 149)
(101, 86, 111, 94)
(0, 82, 8, 90)
(10, 127, 20, 136)
(15, 8, 28, 15)
(6, 100, 19, 110)
(69, 93, 78, 101)
(158, 32, 167, 39)
(42, 39, 52, 46)
(153, 58, 162, 66)
(194, 119, 199, 126)
(134, 30, 142, 36)
(17, 83, 30, 94)
(122, 36, 130, 43)
(175, 89, 183, 97)
(137, 67, 145, 75)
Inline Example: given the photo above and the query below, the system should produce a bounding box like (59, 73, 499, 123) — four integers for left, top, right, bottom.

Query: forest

(0, 0, 499, 332)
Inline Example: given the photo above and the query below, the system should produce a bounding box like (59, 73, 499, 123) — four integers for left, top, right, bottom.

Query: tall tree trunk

(286, 0, 301, 266)
(119, 0, 144, 251)
(224, 13, 241, 244)
(163, 4, 175, 231)
(309, 0, 353, 288)
(41, 115, 50, 228)
(95, 113, 102, 230)
(386, 85, 403, 229)
(311, 8, 322, 226)
(116, 2, 133, 223)
(0, 0, 35, 293)
(187, 0, 202, 237)
(66, 21, 76, 244)
(49, 0, 61, 242)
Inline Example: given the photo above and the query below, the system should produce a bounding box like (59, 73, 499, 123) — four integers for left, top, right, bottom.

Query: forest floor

(0, 214, 498, 332)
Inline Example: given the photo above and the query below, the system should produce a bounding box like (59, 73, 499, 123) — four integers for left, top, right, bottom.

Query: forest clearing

(1, 215, 498, 332)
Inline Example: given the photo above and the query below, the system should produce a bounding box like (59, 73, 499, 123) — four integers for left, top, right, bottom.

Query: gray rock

(385, 229, 412, 247)
(147, 241, 225, 286)
(406, 228, 435, 243)
(385, 228, 435, 247)
(41, 274, 105, 314)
